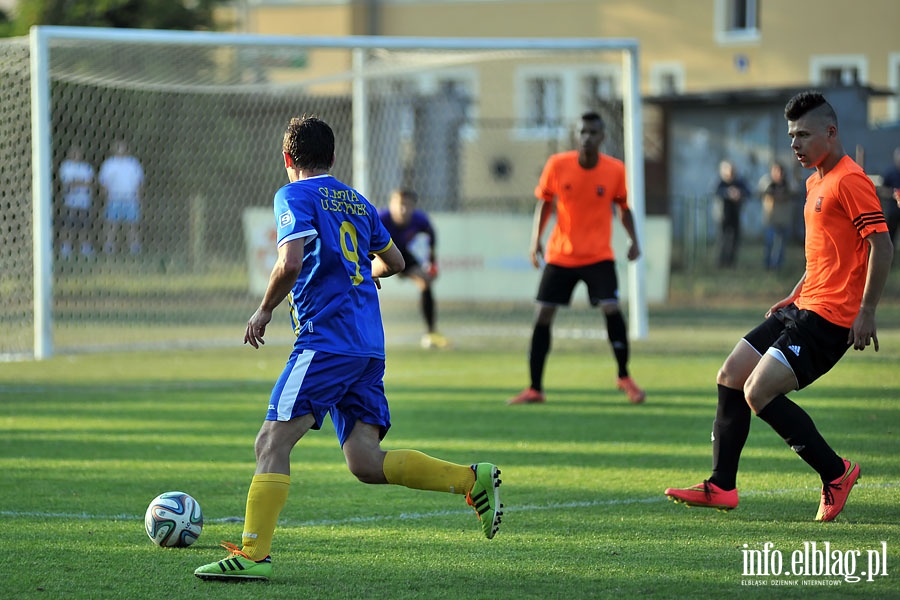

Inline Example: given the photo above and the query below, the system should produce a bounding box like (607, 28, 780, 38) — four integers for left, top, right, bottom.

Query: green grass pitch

(1, 311, 898, 599)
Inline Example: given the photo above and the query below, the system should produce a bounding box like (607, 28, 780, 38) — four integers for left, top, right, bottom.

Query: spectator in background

(58, 145, 95, 258)
(880, 146, 900, 246)
(759, 162, 796, 270)
(713, 160, 751, 268)
(99, 140, 144, 254)
(378, 189, 449, 349)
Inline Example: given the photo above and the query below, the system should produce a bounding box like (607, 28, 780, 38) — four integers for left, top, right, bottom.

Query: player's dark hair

(581, 111, 605, 130)
(784, 91, 838, 126)
(393, 188, 418, 204)
(283, 114, 335, 171)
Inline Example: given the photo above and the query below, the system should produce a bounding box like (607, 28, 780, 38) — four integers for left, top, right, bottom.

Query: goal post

(11, 25, 646, 359)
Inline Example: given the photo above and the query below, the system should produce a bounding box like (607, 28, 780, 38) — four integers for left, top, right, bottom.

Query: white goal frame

(28, 26, 646, 359)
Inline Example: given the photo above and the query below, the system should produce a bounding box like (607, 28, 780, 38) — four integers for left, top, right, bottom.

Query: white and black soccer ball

(144, 491, 203, 548)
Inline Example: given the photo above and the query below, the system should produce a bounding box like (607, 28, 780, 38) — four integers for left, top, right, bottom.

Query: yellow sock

(382, 449, 475, 495)
(241, 473, 290, 560)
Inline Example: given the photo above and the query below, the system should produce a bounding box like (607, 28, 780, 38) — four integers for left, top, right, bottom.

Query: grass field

(1, 302, 899, 599)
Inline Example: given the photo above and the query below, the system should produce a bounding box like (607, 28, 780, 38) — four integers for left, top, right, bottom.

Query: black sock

(605, 311, 629, 378)
(708, 385, 751, 491)
(757, 395, 845, 483)
(421, 288, 435, 332)
(529, 323, 551, 391)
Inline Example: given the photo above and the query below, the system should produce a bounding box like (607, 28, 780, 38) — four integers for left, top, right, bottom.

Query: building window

(649, 62, 686, 96)
(727, 0, 756, 30)
(810, 55, 868, 87)
(821, 67, 859, 87)
(581, 73, 617, 105)
(515, 65, 621, 138)
(374, 68, 479, 139)
(428, 72, 478, 140)
(525, 76, 563, 128)
(715, 0, 760, 44)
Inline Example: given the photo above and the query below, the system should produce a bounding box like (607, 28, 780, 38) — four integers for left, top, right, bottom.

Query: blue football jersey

(273, 174, 393, 358)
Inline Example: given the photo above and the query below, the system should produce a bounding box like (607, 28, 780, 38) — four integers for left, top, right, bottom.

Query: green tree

(0, 7, 12, 36)
(3, 0, 229, 36)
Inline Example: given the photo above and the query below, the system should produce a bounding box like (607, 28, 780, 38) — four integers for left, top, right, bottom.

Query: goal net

(3, 27, 644, 359)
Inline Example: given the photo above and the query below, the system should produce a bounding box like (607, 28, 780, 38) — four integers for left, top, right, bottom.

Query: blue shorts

(105, 197, 140, 223)
(266, 349, 391, 446)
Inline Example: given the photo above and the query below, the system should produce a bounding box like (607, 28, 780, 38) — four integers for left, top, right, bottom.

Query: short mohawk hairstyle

(784, 91, 836, 123)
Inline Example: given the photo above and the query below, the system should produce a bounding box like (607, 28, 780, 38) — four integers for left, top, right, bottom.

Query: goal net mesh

(1, 31, 632, 358)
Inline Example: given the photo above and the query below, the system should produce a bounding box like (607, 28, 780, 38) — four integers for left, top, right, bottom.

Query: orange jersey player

(665, 91, 892, 521)
(796, 156, 889, 327)
(537, 146, 628, 267)
(508, 111, 645, 406)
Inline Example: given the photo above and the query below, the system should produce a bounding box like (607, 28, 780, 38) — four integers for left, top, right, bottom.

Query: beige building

(214, 1, 900, 214)
(223, 0, 900, 124)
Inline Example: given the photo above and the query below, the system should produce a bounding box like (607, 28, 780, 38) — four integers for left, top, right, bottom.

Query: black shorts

(398, 248, 421, 276)
(536, 260, 619, 307)
(743, 304, 851, 389)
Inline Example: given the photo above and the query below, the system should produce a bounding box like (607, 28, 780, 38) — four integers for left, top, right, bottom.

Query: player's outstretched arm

(245, 238, 304, 349)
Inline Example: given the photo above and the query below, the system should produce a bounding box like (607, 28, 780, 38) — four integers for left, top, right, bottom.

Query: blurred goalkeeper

(378, 188, 449, 349)
(194, 115, 502, 583)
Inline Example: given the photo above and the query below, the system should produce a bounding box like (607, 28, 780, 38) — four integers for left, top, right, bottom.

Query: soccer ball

(144, 491, 203, 548)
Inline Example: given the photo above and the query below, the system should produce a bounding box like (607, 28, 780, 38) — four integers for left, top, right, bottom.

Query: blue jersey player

(194, 116, 502, 582)
(378, 189, 449, 349)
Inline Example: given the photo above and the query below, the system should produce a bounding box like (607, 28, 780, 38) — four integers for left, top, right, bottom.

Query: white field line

(2, 482, 898, 526)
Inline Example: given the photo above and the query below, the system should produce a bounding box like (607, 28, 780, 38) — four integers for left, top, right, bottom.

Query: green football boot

(466, 463, 503, 539)
(194, 541, 272, 581)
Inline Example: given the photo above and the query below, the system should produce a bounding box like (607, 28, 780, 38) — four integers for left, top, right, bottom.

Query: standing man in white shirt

(99, 140, 144, 254)
(58, 145, 96, 258)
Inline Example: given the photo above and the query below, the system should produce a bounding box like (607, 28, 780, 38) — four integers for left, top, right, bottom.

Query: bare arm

(766, 272, 806, 318)
(849, 231, 893, 351)
(529, 200, 555, 268)
(244, 238, 305, 349)
(371, 242, 405, 288)
(618, 206, 641, 261)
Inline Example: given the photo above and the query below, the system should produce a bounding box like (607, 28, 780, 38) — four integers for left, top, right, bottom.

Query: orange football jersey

(534, 150, 628, 267)
(796, 156, 888, 327)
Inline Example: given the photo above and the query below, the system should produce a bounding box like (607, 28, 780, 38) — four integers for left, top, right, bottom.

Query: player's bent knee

(600, 302, 620, 315)
(346, 455, 388, 484)
(349, 464, 387, 484)
(742, 377, 774, 415)
(716, 366, 740, 389)
(743, 391, 770, 415)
